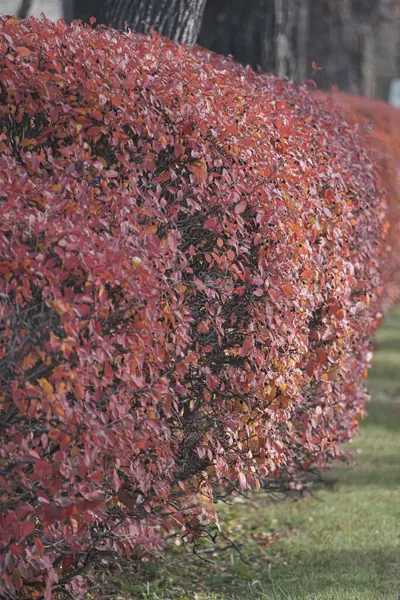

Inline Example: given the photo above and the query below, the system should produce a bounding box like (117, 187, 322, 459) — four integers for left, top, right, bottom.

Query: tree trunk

(361, 22, 375, 97)
(102, 0, 207, 45)
(62, 0, 75, 23)
(70, 0, 107, 24)
(274, 0, 296, 78)
(17, 0, 32, 18)
(296, 0, 309, 82)
(199, 0, 276, 73)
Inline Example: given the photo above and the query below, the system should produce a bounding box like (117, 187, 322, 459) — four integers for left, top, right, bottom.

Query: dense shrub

(331, 92, 400, 305)
(0, 16, 397, 599)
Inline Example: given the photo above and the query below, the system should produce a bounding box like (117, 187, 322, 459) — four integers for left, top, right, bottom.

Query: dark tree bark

(274, 0, 297, 79)
(106, 0, 207, 44)
(71, 0, 207, 45)
(17, 0, 33, 18)
(69, 0, 107, 25)
(199, 0, 276, 74)
(68, 0, 399, 100)
(199, 0, 305, 80)
(62, 0, 75, 24)
(199, 0, 400, 99)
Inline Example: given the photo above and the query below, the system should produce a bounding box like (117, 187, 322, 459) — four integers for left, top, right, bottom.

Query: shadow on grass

(372, 337, 400, 352)
(363, 399, 400, 430)
(129, 544, 399, 599)
(334, 451, 400, 488)
(368, 361, 400, 385)
(260, 547, 400, 599)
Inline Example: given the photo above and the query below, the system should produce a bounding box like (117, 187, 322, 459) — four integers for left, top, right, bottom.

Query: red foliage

(0, 16, 397, 599)
(331, 92, 400, 305)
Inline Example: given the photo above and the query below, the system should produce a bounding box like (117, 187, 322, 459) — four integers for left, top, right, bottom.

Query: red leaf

(174, 143, 184, 159)
(62, 555, 75, 572)
(311, 61, 323, 71)
(20, 520, 35, 540)
(9, 544, 23, 556)
(111, 95, 122, 107)
(86, 126, 102, 137)
(168, 232, 179, 252)
(204, 217, 218, 230)
(241, 337, 252, 355)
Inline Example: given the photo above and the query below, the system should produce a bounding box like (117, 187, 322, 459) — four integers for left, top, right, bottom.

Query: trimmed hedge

(332, 92, 400, 306)
(0, 16, 397, 599)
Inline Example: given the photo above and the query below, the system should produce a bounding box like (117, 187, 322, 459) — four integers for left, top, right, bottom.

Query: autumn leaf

(234, 199, 247, 214)
(15, 46, 32, 57)
(38, 378, 54, 394)
(190, 160, 208, 184)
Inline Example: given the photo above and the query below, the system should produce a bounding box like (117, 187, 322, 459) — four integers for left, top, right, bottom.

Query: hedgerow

(0, 15, 397, 599)
(332, 92, 400, 305)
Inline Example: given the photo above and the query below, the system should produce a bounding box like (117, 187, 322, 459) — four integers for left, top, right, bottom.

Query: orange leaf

(190, 160, 207, 184)
(33, 537, 44, 556)
(301, 269, 313, 279)
(19, 138, 36, 147)
(282, 284, 295, 295)
(16, 46, 32, 57)
(38, 378, 54, 394)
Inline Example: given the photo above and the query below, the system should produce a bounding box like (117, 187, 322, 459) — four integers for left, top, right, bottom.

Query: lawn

(118, 307, 400, 600)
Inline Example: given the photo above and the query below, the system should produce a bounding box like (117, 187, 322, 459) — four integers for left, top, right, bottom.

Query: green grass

(119, 307, 400, 600)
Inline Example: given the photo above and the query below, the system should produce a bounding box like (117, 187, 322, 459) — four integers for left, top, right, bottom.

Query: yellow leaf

(263, 385, 277, 401)
(53, 298, 69, 314)
(176, 282, 187, 294)
(38, 378, 54, 394)
(131, 256, 142, 269)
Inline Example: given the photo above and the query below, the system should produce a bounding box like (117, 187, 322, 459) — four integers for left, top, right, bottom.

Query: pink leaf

(234, 199, 247, 214)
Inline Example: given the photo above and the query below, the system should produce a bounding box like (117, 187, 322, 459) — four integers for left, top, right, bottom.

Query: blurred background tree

(2, 0, 400, 98)
(199, 0, 400, 99)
